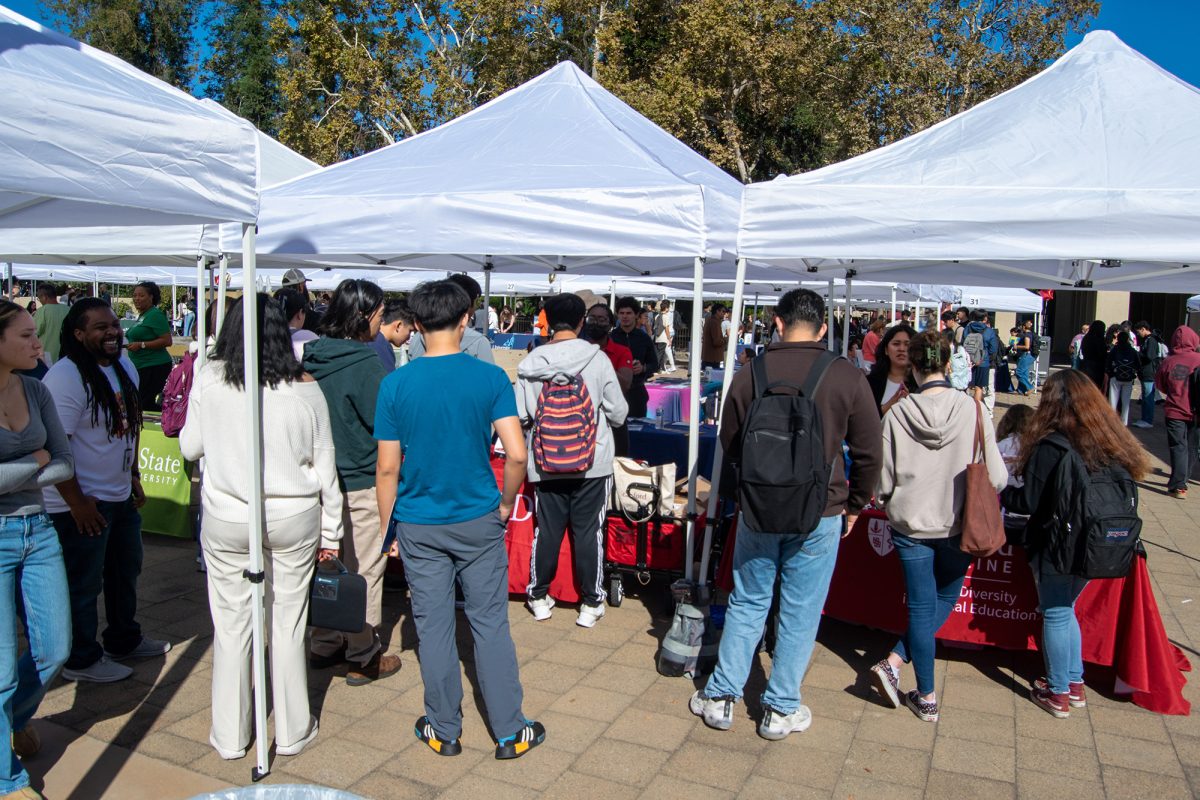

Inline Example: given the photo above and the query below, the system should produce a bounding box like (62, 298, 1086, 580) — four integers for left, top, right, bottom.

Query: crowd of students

(0, 278, 1197, 797)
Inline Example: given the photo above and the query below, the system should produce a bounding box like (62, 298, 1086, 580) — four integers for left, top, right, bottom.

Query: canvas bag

(610, 457, 676, 522)
(959, 400, 1005, 558)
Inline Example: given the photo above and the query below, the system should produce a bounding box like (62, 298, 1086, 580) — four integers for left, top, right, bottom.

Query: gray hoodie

(517, 337, 629, 482)
(877, 389, 1007, 539)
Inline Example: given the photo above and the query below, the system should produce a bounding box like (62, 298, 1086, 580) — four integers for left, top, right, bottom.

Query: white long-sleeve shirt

(180, 362, 343, 548)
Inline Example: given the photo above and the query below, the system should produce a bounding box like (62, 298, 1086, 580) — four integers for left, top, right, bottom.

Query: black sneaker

(414, 716, 462, 756)
(495, 720, 545, 760)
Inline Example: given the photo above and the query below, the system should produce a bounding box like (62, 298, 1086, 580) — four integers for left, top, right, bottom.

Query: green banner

(138, 422, 194, 538)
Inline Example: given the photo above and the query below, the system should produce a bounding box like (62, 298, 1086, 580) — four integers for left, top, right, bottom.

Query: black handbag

(308, 558, 367, 633)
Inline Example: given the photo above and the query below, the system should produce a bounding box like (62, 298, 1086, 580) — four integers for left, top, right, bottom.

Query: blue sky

(7, 0, 1199, 87)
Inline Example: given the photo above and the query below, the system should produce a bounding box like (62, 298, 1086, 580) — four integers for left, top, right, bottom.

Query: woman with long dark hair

(124, 281, 174, 410)
(867, 330, 1007, 722)
(866, 324, 919, 416)
(1078, 320, 1107, 390)
(1003, 370, 1148, 718)
(0, 301, 72, 797)
(303, 280, 402, 684)
(179, 293, 342, 759)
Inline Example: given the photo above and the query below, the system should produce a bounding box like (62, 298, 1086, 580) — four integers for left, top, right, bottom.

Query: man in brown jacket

(689, 288, 883, 741)
(700, 304, 728, 369)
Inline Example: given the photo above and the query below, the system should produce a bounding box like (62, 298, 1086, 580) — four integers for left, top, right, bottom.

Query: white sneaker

(104, 637, 171, 661)
(526, 596, 554, 621)
(1132, 420, 1153, 429)
(575, 604, 605, 628)
(688, 690, 735, 731)
(757, 704, 812, 740)
(276, 716, 319, 756)
(61, 656, 132, 684)
(209, 732, 246, 760)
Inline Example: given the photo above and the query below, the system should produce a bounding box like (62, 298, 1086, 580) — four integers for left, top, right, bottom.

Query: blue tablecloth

(627, 421, 718, 479)
(490, 332, 537, 350)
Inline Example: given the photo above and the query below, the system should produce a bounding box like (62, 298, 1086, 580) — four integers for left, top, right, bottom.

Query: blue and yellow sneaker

(414, 716, 462, 756)
(494, 720, 546, 760)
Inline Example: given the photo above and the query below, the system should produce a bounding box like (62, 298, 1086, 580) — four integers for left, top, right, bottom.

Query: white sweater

(180, 362, 343, 548)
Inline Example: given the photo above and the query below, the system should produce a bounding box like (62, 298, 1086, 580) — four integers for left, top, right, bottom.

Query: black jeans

(137, 362, 173, 412)
(1165, 418, 1199, 491)
(529, 476, 611, 606)
(51, 497, 144, 669)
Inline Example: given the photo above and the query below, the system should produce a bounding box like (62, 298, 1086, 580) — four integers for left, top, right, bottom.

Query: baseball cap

(280, 268, 307, 287)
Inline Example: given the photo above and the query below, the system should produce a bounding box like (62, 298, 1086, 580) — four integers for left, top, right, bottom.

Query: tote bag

(960, 401, 1005, 558)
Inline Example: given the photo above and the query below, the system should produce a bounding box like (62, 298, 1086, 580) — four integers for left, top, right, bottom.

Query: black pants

(701, 360, 721, 371)
(612, 423, 629, 457)
(529, 476, 611, 606)
(1166, 418, 1199, 491)
(137, 362, 172, 411)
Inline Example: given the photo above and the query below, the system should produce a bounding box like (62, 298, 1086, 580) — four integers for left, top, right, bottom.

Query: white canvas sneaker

(526, 596, 555, 621)
(104, 636, 171, 661)
(757, 704, 812, 740)
(688, 690, 735, 731)
(575, 604, 605, 628)
(61, 656, 132, 684)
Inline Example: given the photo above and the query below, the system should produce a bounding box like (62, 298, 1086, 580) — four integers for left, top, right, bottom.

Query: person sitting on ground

(1132, 320, 1164, 429)
(519, 294, 627, 627)
(375, 279, 543, 760)
(1155, 325, 1200, 499)
(303, 280, 402, 686)
(866, 323, 918, 416)
(180, 293, 342, 759)
(582, 304, 633, 456)
(45, 299, 170, 685)
(690, 288, 881, 740)
(0, 300, 73, 800)
(277, 287, 318, 362)
(868, 329, 1007, 723)
(32, 284, 68, 365)
(407, 274, 495, 364)
(124, 281, 174, 411)
(1002, 370, 1148, 718)
(609, 296, 658, 418)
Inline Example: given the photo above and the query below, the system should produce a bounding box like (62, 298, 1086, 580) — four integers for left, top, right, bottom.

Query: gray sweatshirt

(877, 389, 1007, 539)
(516, 337, 628, 482)
(0, 377, 74, 516)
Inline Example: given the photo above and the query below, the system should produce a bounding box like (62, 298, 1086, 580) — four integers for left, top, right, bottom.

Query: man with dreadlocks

(43, 299, 170, 684)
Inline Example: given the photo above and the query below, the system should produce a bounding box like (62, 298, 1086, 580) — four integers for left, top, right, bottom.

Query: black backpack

(1028, 334, 1041, 358)
(1041, 434, 1142, 579)
(1111, 350, 1140, 382)
(736, 351, 839, 534)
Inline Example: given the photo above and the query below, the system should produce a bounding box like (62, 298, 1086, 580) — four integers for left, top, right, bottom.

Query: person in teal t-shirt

(125, 282, 173, 411)
(374, 279, 544, 761)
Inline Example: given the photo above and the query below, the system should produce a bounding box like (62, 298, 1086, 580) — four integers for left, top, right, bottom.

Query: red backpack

(532, 368, 598, 474)
(160, 350, 197, 437)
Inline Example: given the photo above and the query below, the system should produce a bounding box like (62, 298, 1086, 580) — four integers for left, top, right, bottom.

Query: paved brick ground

(25, 385, 1200, 799)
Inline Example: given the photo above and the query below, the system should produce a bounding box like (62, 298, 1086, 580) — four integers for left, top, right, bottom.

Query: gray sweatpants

(396, 510, 525, 742)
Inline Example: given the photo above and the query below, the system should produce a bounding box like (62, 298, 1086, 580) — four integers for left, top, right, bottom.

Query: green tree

(41, 0, 196, 88)
(203, 0, 281, 135)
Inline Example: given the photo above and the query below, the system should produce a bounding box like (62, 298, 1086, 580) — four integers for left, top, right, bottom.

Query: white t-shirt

(291, 327, 319, 362)
(42, 354, 140, 512)
(881, 379, 903, 407)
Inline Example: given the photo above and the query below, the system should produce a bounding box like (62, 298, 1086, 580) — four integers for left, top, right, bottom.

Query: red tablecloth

(719, 509, 1191, 715)
(492, 458, 583, 603)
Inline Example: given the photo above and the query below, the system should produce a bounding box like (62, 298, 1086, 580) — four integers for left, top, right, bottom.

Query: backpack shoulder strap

(751, 354, 769, 400)
(800, 350, 841, 399)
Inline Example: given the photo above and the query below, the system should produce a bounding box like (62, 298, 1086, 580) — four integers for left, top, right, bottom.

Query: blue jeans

(182, 312, 196, 338)
(891, 534, 973, 696)
(704, 514, 841, 714)
(1015, 353, 1035, 394)
(1140, 381, 1157, 425)
(1031, 555, 1088, 694)
(51, 498, 144, 669)
(0, 514, 71, 793)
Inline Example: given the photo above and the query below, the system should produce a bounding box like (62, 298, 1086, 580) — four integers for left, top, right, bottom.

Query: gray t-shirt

(407, 328, 495, 365)
(0, 377, 74, 516)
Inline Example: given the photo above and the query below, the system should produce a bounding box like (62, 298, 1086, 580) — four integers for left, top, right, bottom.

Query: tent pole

(827, 279, 835, 349)
(843, 273, 854, 357)
(914, 297, 921, 331)
(699, 256, 747, 586)
(4, 263, 11, 299)
(92, 271, 99, 299)
(171, 279, 177, 333)
(890, 285, 897, 324)
(195, 256, 207, 369)
(241, 224, 270, 783)
(216, 253, 229, 332)
(482, 258, 493, 333)
(684, 257, 705, 585)
(609, 278, 616, 309)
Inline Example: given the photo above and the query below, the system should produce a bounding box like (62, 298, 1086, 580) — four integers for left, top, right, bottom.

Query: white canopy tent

(737, 31, 1200, 293)
(0, 5, 277, 781)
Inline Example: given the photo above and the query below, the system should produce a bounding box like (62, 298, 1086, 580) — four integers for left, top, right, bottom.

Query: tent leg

(4, 263, 10, 299)
(195, 257, 207, 369)
(240, 225, 271, 783)
(482, 259, 493, 333)
(914, 298, 921, 331)
(216, 253, 229, 333)
(609, 279, 616, 310)
(890, 285, 897, 325)
(171, 280, 177, 333)
(684, 257, 705, 585)
(827, 279, 835, 349)
(842, 274, 854, 357)
(698, 256, 747, 586)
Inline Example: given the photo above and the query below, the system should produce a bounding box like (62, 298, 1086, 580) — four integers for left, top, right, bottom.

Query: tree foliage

(203, 0, 281, 136)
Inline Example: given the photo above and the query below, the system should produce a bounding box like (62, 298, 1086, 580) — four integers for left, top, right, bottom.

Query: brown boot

(11, 726, 40, 759)
(346, 652, 401, 686)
